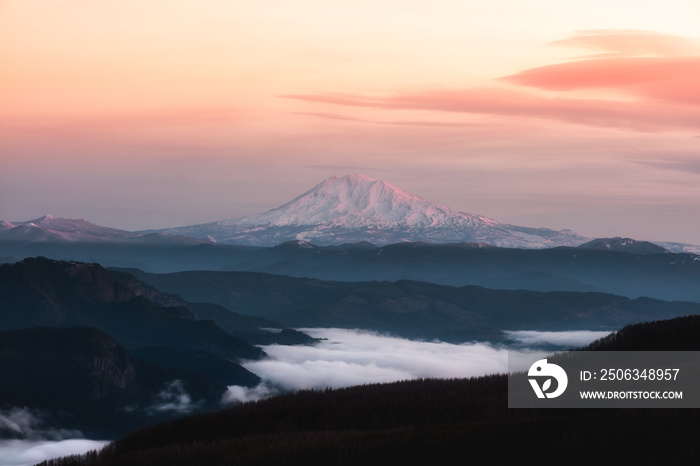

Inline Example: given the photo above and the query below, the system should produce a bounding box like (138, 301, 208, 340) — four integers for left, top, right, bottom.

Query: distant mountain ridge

(147, 174, 587, 248)
(123, 267, 700, 342)
(578, 237, 669, 255)
(0, 215, 135, 242)
(0, 214, 205, 245)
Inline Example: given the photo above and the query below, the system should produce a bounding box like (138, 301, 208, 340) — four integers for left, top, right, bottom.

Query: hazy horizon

(2, 172, 699, 247)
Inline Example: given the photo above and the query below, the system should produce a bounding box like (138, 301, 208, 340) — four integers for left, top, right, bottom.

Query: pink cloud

(502, 56, 700, 105)
(505, 30, 700, 105)
(283, 87, 700, 132)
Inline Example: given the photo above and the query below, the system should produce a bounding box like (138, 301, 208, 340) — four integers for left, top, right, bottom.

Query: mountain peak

(23, 215, 54, 227)
(152, 174, 586, 247)
(255, 174, 456, 230)
(320, 173, 374, 184)
(305, 174, 409, 201)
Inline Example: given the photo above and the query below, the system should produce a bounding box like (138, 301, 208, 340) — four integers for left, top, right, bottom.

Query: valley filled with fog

(0, 327, 610, 466)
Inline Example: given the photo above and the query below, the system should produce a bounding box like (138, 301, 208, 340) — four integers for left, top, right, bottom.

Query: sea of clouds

(223, 327, 611, 403)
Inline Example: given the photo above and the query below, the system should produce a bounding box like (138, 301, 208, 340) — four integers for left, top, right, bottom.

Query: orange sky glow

(2, 0, 700, 244)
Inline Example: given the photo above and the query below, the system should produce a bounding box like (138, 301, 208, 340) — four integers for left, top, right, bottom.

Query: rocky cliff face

(0, 327, 138, 403)
(85, 329, 138, 400)
(0, 326, 228, 438)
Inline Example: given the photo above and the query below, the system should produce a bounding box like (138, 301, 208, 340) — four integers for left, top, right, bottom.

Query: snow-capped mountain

(151, 174, 588, 248)
(0, 215, 137, 242)
(0, 215, 205, 245)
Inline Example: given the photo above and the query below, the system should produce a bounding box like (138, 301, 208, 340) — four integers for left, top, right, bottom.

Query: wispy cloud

(222, 383, 280, 404)
(548, 29, 700, 57)
(0, 408, 80, 441)
(145, 379, 202, 415)
(283, 30, 700, 133)
(293, 111, 488, 128)
(284, 87, 700, 132)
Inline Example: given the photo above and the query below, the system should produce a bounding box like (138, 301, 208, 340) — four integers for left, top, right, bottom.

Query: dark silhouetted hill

(0, 257, 263, 363)
(584, 314, 700, 351)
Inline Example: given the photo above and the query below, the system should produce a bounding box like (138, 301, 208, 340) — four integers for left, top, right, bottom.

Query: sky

(2, 1, 700, 244)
